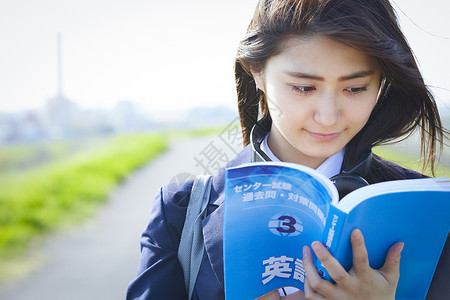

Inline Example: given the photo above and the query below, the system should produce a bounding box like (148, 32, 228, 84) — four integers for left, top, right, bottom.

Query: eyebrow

(285, 70, 376, 81)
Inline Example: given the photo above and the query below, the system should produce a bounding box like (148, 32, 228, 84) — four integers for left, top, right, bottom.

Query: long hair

(235, 0, 446, 173)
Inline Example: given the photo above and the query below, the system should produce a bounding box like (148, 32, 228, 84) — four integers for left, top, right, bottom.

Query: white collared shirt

(261, 132, 344, 178)
(261, 132, 344, 297)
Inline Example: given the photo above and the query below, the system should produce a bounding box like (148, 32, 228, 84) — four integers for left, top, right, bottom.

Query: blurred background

(0, 0, 449, 299)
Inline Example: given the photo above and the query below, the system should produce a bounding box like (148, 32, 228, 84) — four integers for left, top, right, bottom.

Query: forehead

(267, 35, 379, 76)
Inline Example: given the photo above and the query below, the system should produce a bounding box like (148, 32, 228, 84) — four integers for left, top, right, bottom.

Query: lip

(306, 130, 341, 142)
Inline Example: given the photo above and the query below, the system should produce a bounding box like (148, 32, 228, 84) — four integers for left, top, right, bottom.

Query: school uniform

(126, 120, 449, 300)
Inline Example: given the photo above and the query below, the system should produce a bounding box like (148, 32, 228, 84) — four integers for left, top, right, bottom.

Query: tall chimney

(57, 32, 62, 98)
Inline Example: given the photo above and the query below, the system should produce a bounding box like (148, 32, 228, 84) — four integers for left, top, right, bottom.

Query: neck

(267, 132, 327, 169)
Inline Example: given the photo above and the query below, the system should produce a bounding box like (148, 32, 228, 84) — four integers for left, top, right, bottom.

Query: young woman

(127, 0, 448, 299)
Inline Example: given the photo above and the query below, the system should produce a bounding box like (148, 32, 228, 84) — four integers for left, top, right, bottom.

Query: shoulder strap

(177, 174, 213, 300)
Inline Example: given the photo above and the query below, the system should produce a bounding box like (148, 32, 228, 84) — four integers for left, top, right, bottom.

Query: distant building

(0, 112, 16, 143)
(112, 100, 155, 132)
(44, 95, 78, 139)
(19, 111, 47, 141)
(0, 110, 47, 143)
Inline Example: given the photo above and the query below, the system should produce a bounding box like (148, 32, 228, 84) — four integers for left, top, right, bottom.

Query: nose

(313, 92, 340, 126)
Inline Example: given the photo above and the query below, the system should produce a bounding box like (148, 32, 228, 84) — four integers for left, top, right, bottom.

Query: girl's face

(252, 36, 381, 169)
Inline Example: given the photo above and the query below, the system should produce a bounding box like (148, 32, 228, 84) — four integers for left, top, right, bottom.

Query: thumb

(379, 242, 404, 283)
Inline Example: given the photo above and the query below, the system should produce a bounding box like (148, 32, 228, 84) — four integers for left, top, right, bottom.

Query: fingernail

(303, 246, 310, 259)
(351, 228, 362, 240)
(311, 241, 325, 255)
(398, 242, 405, 255)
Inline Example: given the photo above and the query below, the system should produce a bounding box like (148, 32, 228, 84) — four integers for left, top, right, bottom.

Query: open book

(223, 162, 450, 300)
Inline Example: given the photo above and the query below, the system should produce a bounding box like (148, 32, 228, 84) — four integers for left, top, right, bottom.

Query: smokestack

(57, 32, 62, 98)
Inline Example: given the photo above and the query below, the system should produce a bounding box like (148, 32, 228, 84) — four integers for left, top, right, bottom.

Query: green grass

(0, 140, 83, 171)
(373, 146, 450, 178)
(163, 124, 229, 140)
(0, 133, 167, 263)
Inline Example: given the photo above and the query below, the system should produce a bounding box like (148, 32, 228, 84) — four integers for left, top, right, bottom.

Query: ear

(250, 68, 265, 93)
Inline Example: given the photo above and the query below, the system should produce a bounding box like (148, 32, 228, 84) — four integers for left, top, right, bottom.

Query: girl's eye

(292, 86, 316, 94)
(344, 87, 367, 95)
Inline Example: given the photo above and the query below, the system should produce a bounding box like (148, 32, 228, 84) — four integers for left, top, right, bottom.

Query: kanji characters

(261, 255, 305, 284)
(262, 256, 293, 284)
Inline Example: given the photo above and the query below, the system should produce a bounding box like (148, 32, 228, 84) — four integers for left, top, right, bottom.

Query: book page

(332, 183, 450, 299)
(337, 177, 450, 213)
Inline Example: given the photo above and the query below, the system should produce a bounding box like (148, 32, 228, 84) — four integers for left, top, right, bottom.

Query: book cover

(223, 162, 450, 300)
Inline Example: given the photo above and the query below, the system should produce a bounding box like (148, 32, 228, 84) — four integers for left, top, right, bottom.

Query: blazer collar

(201, 146, 252, 288)
(208, 145, 252, 207)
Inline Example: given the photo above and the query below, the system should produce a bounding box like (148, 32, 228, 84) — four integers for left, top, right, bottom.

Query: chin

(303, 145, 341, 157)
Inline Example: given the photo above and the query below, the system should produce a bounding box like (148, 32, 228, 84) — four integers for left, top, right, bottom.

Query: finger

(255, 289, 281, 300)
(304, 277, 325, 300)
(302, 245, 336, 296)
(350, 228, 371, 278)
(310, 241, 353, 290)
(379, 241, 404, 283)
(283, 289, 307, 300)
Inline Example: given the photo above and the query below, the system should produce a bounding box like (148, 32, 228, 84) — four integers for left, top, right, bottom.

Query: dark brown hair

(235, 0, 446, 173)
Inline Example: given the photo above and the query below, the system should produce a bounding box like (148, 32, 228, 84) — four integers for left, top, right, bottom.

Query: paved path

(0, 135, 238, 300)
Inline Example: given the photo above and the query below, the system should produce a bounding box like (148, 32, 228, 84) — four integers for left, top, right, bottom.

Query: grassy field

(0, 133, 167, 265)
(374, 145, 450, 178)
(0, 140, 84, 171)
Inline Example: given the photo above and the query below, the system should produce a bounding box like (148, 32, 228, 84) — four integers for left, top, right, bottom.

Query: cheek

(266, 86, 311, 119)
(266, 88, 292, 118)
(268, 96, 310, 129)
(345, 101, 376, 129)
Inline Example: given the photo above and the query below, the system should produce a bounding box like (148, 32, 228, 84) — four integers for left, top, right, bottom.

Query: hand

(302, 228, 404, 300)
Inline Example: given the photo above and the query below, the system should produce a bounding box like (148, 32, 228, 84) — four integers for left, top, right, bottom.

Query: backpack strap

(177, 174, 213, 300)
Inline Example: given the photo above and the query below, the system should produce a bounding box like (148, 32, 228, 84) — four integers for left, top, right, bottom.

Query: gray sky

(0, 0, 449, 113)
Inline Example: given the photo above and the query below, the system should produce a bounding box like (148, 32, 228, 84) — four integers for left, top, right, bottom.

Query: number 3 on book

(277, 216, 296, 233)
(269, 213, 303, 237)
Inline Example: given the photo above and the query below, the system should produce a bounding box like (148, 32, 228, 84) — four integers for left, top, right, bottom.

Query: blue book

(223, 162, 450, 300)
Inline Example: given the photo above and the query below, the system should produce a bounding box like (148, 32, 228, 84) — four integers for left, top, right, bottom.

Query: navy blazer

(126, 145, 449, 299)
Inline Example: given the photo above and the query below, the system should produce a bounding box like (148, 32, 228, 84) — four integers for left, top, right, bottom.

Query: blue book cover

(223, 162, 450, 300)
